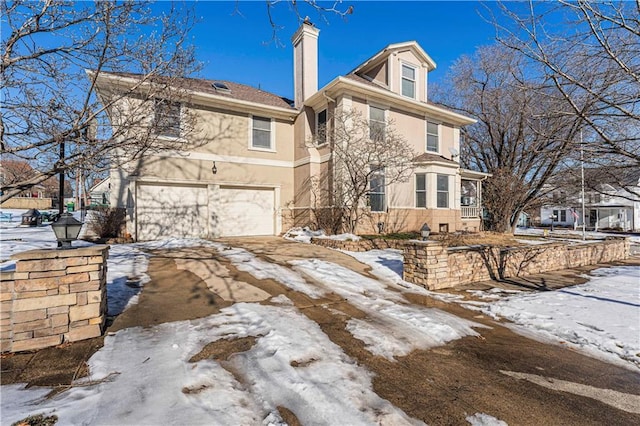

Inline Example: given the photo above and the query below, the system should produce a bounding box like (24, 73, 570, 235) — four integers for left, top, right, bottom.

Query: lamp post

(52, 138, 83, 248)
(51, 213, 83, 249)
(420, 223, 431, 241)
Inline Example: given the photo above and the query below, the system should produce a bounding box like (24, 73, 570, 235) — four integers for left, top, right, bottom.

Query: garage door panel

(216, 187, 275, 237)
(137, 184, 208, 241)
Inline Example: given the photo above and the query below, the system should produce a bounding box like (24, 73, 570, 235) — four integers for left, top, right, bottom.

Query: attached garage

(215, 187, 275, 237)
(136, 183, 209, 241)
(135, 183, 276, 240)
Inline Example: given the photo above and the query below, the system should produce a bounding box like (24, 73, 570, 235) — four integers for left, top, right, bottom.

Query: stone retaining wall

(309, 238, 407, 252)
(0, 245, 109, 353)
(403, 238, 630, 290)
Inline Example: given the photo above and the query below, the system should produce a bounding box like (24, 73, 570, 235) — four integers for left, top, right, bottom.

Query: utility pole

(580, 130, 586, 241)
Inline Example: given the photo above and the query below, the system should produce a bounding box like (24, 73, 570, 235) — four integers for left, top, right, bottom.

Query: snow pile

(291, 259, 483, 360)
(481, 265, 640, 369)
(283, 226, 326, 243)
(466, 412, 508, 426)
(284, 227, 361, 244)
(1, 303, 421, 425)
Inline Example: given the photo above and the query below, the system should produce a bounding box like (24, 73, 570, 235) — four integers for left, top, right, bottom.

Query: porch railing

(461, 206, 480, 218)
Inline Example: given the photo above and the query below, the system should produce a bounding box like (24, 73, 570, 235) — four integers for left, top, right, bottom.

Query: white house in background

(541, 170, 640, 232)
(89, 177, 110, 207)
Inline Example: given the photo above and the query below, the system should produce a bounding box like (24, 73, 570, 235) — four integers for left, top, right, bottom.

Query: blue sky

(183, 1, 502, 99)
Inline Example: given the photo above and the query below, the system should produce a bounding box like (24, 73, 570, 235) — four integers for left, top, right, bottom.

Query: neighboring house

(95, 21, 488, 240)
(0, 159, 70, 210)
(89, 177, 111, 206)
(541, 169, 640, 231)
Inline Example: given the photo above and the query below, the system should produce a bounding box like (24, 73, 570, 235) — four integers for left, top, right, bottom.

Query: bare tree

(307, 109, 416, 234)
(493, 0, 640, 199)
(434, 45, 583, 233)
(1, 0, 198, 202)
(233, 0, 354, 44)
(1, 1, 356, 203)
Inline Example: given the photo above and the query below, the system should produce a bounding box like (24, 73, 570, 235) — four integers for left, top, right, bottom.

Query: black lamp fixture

(51, 213, 83, 249)
(420, 223, 431, 241)
(212, 161, 218, 175)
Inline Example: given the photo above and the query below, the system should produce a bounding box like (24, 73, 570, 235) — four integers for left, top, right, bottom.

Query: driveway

(2, 237, 639, 425)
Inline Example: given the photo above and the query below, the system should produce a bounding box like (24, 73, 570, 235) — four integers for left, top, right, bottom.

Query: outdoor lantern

(51, 213, 83, 249)
(377, 221, 385, 234)
(420, 223, 431, 241)
(212, 161, 218, 174)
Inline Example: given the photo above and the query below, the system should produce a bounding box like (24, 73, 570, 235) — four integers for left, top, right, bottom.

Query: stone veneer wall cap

(11, 245, 110, 261)
(406, 240, 441, 245)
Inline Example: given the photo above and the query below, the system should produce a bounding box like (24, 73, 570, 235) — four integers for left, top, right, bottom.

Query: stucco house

(94, 21, 487, 240)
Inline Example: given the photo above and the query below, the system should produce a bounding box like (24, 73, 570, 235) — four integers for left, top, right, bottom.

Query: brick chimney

(292, 18, 319, 109)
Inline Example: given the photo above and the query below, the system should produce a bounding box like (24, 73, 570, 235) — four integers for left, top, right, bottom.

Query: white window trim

(436, 174, 450, 209)
(400, 62, 418, 99)
(424, 69, 429, 101)
(315, 108, 328, 147)
(248, 114, 276, 152)
(368, 103, 388, 141)
(426, 120, 440, 153)
(415, 173, 427, 209)
(369, 165, 386, 212)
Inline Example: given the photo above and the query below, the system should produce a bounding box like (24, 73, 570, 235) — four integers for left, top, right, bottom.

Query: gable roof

(306, 75, 476, 126)
(93, 71, 295, 110)
(351, 41, 437, 75)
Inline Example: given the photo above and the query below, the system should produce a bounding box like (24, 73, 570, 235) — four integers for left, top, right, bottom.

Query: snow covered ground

(1, 217, 637, 424)
(474, 265, 640, 369)
(347, 249, 639, 370)
(515, 226, 640, 244)
(0, 210, 150, 316)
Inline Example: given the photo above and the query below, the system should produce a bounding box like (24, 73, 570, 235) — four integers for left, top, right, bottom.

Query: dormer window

(401, 64, 416, 98)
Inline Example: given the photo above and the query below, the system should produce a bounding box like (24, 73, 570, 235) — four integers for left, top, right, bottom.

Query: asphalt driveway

(2, 237, 639, 425)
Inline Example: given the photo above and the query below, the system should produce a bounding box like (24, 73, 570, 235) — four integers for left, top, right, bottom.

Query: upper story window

(251, 116, 273, 150)
(426, 121, 439, 152)
(437, 174, 449, 208)
(369, 166, 385, 212)
(401, 64, 416, 98)
(416, 174, 426, 208)
(316, 109, 327, 145)
(154, 99, 181, 138)
(369, 105, 386, 141)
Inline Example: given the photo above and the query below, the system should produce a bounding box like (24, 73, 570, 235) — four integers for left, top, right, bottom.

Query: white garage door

(216, 187, 275, 237)
(137, 183, 209, 241)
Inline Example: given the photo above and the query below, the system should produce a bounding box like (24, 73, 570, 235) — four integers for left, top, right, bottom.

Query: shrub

(88, 207, 126, 239)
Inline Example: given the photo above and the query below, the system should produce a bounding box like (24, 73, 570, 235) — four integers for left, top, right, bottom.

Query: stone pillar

(402, 241, 451, 290)
(0, 245, 109, 353)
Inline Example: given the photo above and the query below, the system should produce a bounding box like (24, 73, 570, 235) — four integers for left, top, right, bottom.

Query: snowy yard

(1, 215, 639, 425)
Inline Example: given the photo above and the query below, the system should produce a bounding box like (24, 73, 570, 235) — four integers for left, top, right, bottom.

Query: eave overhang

(305, 76, 476, 127)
